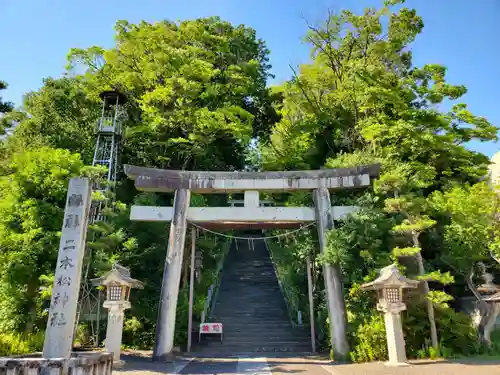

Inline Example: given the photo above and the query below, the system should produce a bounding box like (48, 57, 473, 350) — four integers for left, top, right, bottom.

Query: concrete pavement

(115, 353, 500, 375)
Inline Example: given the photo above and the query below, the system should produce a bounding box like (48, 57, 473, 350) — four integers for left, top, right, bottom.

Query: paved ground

(115, 352, 500, 375)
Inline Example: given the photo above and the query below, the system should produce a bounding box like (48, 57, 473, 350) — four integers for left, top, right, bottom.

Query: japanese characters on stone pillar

(43, 178, 92, 359)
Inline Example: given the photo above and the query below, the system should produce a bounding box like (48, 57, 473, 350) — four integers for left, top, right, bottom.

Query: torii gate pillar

(153, 189, 190, 360)
(314, 188, 349, 360)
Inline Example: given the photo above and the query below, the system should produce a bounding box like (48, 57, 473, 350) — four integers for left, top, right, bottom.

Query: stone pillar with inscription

(43, 178, 92, 358)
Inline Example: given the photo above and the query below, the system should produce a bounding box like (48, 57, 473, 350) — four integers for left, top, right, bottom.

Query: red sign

(200, 322, 223, 334)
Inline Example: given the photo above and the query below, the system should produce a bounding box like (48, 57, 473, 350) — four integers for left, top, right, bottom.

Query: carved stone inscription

(43, 178, 92, 359)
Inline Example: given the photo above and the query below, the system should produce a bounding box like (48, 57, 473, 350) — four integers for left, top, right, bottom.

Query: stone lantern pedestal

(361, 264, 419, 367)
(92, 263, 143, 367)
(103, 300, 129, 367)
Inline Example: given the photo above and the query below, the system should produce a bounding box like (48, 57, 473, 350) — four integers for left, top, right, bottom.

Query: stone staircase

(193, 235, 311, 354)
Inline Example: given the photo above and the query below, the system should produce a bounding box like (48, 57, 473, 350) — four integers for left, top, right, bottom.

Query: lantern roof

(91, 263, 143, 289)
(361, 264, 419, 290)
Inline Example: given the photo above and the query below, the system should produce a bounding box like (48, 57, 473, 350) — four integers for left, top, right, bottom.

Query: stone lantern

(361, 264, 419, 367)
(92, 263, 143, 366)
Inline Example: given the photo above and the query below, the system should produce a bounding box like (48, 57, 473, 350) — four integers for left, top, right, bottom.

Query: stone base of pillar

(112, 360, 126, 369)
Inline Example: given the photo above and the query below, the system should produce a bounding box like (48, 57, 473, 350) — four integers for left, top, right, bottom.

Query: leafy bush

(349, 314, 388, 362)
(0, 332, 44, 355)
(347, 290, 479, 363)
(482, 330, 500, 356)
(122, 316, 143, 347)
(266, 239, 309, 325)
(403, 302, 479, 358)
(435, 305, 479, 356)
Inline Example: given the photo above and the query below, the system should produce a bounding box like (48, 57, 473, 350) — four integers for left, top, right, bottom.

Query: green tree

(0, 16, 277, 350)
(0, 80, 14, 135)
(377, 162, 440, 349)
(68, 17, 277, 171)
(262, 0, 496, 357)
(0, 81, 13, 114)
(0, 147, 84, 332)
(429, 182, 500, 345)
(1, 77, 100, 164)
(261, 1, 496, 179)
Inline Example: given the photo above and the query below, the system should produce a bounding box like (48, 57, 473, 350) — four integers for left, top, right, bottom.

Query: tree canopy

(67, 17, 277, 171)
(0, 81, 13, 114)
(0, 0, 499, 360)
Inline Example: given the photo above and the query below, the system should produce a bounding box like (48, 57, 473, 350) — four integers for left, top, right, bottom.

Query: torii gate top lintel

(124, 164, 380, 193)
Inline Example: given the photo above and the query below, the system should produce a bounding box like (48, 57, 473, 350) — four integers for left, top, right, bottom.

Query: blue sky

(1, 0, 499, 156)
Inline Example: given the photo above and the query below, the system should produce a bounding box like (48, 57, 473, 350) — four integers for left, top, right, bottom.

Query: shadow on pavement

(116, 353, 331, 374)
(116, 353, 500, 375)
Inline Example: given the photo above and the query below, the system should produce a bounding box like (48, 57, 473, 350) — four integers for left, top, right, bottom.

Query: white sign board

(43, 178, 92, 358)
(199, 322, 223, 343)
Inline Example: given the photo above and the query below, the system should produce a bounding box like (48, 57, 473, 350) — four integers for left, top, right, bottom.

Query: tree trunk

(24, 282, 39, 333)
(415, 249, 439, 349)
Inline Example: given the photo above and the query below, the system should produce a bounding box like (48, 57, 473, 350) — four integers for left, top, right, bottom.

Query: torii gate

(124, 164, 380, 360)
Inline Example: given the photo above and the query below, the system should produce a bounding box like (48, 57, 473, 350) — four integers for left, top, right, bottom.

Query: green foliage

(426, 290, 453, 308)
(0, 0, 497, 359)
(0, 332, 44, 355)
(4, 78, 99, 163)
(349, 314, 388, 362)
(483, 330, 500, 357)
(0, 147, 84, 332)
(266, 232, 313, 325)
(348, 299, 479, 362)
(261, 1, 495, 176)
(0, 80, 13, 113)
(391, 217, 436, 234)
(418, 271, 454, 285)
(259, 0, 496, 354)
(392, 246, 421, 257)
(323, 208, 395, 276)
(403, 302, 479, 358)
(321, 229, 350, 267)
(68, 17, 277, 170)
(428, 182, 500, 273)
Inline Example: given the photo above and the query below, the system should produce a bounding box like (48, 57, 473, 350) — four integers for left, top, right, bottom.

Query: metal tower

(91, 90, 127, 220)
(76, 90, 127, 346)
(93, 91, 126, 183)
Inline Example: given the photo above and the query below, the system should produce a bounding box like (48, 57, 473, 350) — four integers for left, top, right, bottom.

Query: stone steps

(192, 236, 311, 354)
